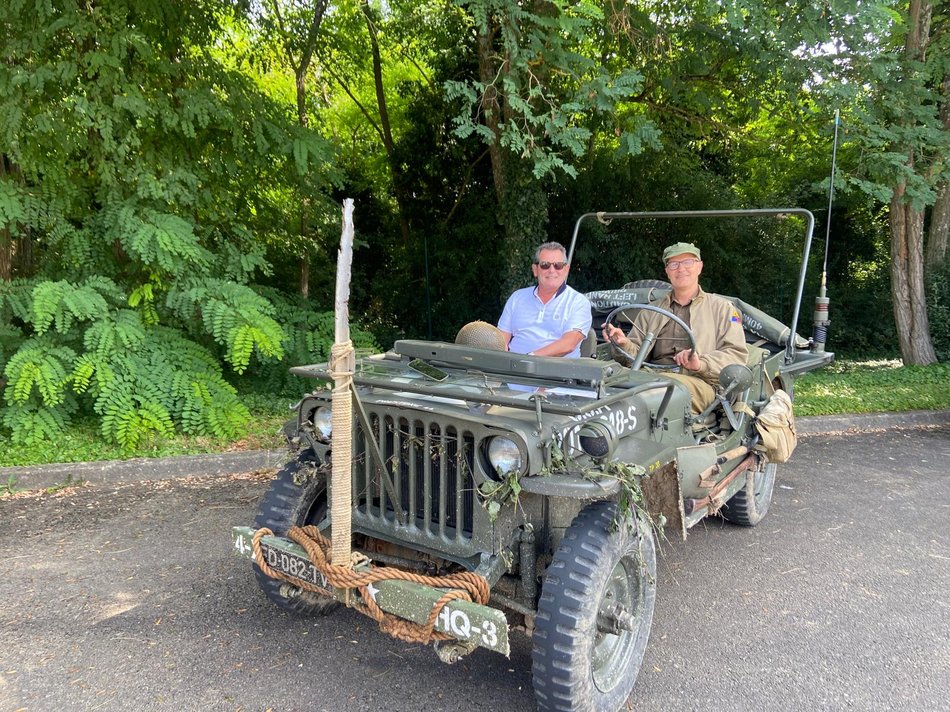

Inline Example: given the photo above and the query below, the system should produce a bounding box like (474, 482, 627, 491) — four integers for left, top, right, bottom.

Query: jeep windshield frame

(566, 208, 816, 365)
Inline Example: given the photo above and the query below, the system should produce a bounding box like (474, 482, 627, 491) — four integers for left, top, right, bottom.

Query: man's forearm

(532, 330, 585, 357)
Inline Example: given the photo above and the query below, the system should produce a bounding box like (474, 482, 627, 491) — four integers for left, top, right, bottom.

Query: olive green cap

(662, 242, 701, 262)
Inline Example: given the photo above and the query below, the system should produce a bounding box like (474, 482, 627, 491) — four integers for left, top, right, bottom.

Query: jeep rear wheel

(532, 501, 656, 712)
(253, 456, 339, 615)
(720, 461, 777, 526)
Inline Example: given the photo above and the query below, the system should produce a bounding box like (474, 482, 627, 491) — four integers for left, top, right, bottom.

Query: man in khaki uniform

(602, 242, 748, 413)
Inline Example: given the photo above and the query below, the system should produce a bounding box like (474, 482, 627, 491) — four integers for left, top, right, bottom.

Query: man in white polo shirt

(498, 241, 592, 358)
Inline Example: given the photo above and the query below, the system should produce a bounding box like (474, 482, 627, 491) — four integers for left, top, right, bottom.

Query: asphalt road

(1, 425, 948, 712)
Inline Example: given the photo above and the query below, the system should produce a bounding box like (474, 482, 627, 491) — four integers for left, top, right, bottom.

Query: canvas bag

(754, 389, 797, 463)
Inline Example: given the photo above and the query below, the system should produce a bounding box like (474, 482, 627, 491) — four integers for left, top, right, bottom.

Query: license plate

(259, 542, 333, 596)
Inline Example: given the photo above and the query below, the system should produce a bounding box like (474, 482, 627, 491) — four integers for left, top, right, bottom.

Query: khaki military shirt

(620, 287, 748, 385)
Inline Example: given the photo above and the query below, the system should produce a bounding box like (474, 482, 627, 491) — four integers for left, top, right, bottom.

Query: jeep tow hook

(434, 639, 478, 664)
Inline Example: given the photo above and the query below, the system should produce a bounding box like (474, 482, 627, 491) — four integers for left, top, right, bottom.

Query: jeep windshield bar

(393, 340, 618, 387)
(566, 209, 816, 365)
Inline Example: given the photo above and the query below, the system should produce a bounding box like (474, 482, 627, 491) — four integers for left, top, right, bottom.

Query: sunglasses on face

(665, 258, 700, 270)
(535, 261, 568, 271)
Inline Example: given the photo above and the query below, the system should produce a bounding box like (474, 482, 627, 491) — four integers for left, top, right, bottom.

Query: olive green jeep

(232, 209, 833, 712)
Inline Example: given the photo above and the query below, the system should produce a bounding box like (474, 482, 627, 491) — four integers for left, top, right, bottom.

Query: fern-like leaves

(118, 207, 214, 276)
(166, 279, 285, 372)
(1, 400, 73, 446)
(3, 337, 77, 406)
(30, 277, 123, 335)
(246, 286, 379, 393)
(73, 325, 249, 448)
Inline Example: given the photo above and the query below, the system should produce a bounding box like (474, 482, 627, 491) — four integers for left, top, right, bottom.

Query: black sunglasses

(535, 261, 568, 271)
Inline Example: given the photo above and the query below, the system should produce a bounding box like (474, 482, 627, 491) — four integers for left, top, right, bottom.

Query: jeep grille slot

(354, 412, 476, 542)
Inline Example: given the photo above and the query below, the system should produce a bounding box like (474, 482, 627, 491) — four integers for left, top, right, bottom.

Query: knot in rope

(328, 340, 354, 380)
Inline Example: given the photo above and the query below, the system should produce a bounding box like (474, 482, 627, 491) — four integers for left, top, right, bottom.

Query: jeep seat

(579, 328, 597, 358)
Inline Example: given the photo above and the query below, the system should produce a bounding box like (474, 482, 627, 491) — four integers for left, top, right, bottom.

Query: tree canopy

(1, 0, 948, 449)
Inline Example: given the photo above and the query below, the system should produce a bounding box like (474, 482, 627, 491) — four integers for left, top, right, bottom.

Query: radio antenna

(812, 110, 839, 354)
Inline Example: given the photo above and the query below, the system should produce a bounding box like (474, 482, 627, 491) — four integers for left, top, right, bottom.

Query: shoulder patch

(730, 310, 741, 323)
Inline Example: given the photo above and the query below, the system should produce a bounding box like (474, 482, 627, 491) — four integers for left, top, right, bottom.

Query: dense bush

(0, 1, 366, 450)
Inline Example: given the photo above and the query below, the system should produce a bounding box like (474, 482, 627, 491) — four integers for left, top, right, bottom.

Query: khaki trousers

(653, 371, 715, 414)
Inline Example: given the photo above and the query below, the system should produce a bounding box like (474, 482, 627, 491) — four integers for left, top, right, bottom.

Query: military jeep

(232, 209, 833, 712)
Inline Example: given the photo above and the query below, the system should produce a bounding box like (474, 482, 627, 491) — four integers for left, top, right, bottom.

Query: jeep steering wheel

(603, 303, 699, 370)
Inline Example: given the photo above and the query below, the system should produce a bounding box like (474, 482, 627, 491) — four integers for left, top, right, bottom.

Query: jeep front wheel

(532, 501, 657, 712)
(252, 455, 339, 616)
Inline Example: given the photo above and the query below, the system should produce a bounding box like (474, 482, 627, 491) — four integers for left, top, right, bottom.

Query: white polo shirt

(498, 284, 592, 358)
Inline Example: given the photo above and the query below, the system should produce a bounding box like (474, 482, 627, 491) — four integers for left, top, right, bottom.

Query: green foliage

(1, 398, 73, 446)
(927, 262, 950, 361)
(30, 278, 121, 335)
(3, 337, 76, 407)
(72, 325, 250, 449)
(806, 2, 950, 210)
(165, 279, 286, 373)
(0, 396, 289, 468)
(248, 286, 379, 394)
(447, 0, 648, 181)
(479, 469, 523, 522)
(117, 208, 214, 276)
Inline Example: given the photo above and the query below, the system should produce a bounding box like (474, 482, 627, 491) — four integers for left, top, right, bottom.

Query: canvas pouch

(754, 389, 797, 463)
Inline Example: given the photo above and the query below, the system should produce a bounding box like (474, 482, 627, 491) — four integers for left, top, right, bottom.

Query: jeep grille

(353, 411, 477, 544)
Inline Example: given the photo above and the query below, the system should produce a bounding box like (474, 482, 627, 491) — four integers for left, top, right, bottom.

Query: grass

(0, 360, 947, 468)
(0, 392, 294, 468)
(793, 359, 950, 416)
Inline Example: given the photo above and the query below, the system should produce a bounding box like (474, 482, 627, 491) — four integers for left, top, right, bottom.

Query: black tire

(252, 456, 339, 615)
(621, 279, 672, 290)
(532, 502, 657, 712)
(720, 461, 777, 526)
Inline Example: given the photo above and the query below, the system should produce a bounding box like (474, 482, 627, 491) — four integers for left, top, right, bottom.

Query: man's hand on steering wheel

(673, 348, 701, 371)
(602, 303, 700, 371)
(602, 322, 628, 348)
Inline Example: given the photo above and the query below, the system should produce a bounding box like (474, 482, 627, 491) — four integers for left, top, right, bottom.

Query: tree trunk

(269, 0, 329, 298)
(474, 12, 550, 295)
(928, 184, 950, 271)
(925, 73, 950, 271)
(1, 155, 14, 281)
(299, 251, 310, 300)
(891, 186, 938, 364)
(361, 1, 411, 246)
(0, 228, 10, 283)
(476, 24, 506, 206)
(889, 0, 937, 365)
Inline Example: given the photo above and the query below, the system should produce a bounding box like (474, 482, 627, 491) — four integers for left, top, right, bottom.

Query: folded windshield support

(565, 209, 816, 366)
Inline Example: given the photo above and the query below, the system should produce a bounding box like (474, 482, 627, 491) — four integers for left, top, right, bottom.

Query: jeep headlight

(487, 436, 524, 477)
(577, 421, 616, 461)
(312, 406, 333, 441)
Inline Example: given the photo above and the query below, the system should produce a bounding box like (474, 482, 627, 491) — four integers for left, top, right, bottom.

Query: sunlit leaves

(448, 0, 644, 180)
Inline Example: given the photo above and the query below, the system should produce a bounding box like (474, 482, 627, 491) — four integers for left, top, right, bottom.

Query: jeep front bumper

(231, 526, 510, 656)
